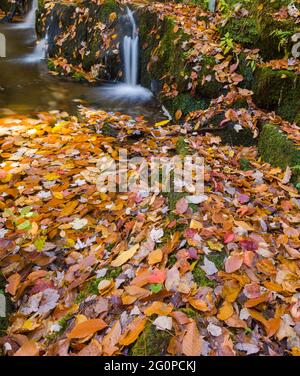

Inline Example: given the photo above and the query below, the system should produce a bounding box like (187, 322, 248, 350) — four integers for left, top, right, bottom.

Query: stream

(0, 14, 165, 121)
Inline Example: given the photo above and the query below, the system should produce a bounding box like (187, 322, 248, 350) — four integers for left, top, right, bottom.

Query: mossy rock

(0, 0, 9, 12)
(130, 324, 172, 356)
(163, 93, 207, 118)
(253, 68, 300, 124)
(258, 123, 300, 185)
(139, 11, 190, 93)
(220, 17, 260, 49)
(221, 11, 298, 60)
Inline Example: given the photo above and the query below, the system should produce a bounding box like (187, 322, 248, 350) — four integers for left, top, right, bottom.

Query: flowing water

(0, 9, 164, 120)
(123, 7, 139, 86)
(14, 0, 38, 29)
(97, 7, 154, 104)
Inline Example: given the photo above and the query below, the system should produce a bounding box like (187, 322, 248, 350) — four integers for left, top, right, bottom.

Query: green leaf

(149, 284, 163, 293)
(17, 220, 32, 231)
(34, 236, 47, 252)
(20, 206, 33, 217)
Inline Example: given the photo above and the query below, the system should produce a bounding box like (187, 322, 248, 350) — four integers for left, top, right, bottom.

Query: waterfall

(95, 6, 153, 103)
(33, 36, 48, 60)
(208, 0, 216, 12)
(123, 7, 139, 86)
(14, 0, 38, 29)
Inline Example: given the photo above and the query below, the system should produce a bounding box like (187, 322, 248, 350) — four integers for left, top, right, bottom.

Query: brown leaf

(182, 321, 202, 356)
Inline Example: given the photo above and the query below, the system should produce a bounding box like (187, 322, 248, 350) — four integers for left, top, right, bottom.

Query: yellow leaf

(190, 219, 202, 230)
(109, 12, 117, 22)
(53, 191, 64, 199)
(154, 120, 170, 127)
(175, 109, 182, 121)
(111, 244, 139, 267)
(222, 280, 241, 303)
(148, 249, 163, 265)
(217, 301, 234, 321)
(207, 241, 223, 251)
(44, 173, 60, 181)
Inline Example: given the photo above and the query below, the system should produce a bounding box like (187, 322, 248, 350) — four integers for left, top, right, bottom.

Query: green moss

(192, 252, 225, 287)
(240, 158, 253, 171)
(220, 17, 259, 48)
(98, 0, 119, 23)
(166, 254, 177, 268)
(75, 266, 122, 303)
(179, 307, 200, 319)
(101, 123, 119, 137)
(45, 313, 72, 343)
(130, 324, 172, 356)
(164, 94, 207, 118)
(193, 266, 217, 288)
(72, 72, 86, 81)
(258, 123, 300, 185)
(253, 68, 300, 124)
(0, 0, 10, 12)
(139, 13, 190, 93)
(176, 136, 189, 157)
(207, 252, 226, 271)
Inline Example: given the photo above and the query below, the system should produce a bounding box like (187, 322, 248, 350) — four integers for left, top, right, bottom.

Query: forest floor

(0, 0, 300, 357)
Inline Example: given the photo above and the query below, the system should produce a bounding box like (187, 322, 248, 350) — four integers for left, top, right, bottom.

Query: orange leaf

(182, 321, 202, 356)
(14, 340, 39, 356)
(6, 273, 21, 296)
(102, 320, 121, 356)
(244, 292, 270, 308)
(188, 298, 210, 312)
(119, 317, 147, 346)
(144, 302, 173, 316)
(61, 200, 79, 217)
(225, 253, 244, 273)
(67, 318, 107, 339)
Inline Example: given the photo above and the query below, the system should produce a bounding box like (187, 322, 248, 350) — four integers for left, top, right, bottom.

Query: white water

(208, 0, 216, 12)
(31, 36, 48, 60)
(14, 0, 38, 29)
(123, 7, 139, 86)
(98, 7, 153, 103)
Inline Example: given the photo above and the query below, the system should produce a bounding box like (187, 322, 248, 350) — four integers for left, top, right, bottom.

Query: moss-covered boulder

(258, 123, 300, 186)
(253, 68, 300, 124)
(0, 0, 10, 12)
(130, 323, 172, 356)
(38, 0, 122, 80)
(220, 4, 299, 60)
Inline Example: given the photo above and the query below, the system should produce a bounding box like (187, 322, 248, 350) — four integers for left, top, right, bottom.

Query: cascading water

(97, 7, 152, 103)
(14, 0, 38, 29)
(123, 7, 139, 86)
